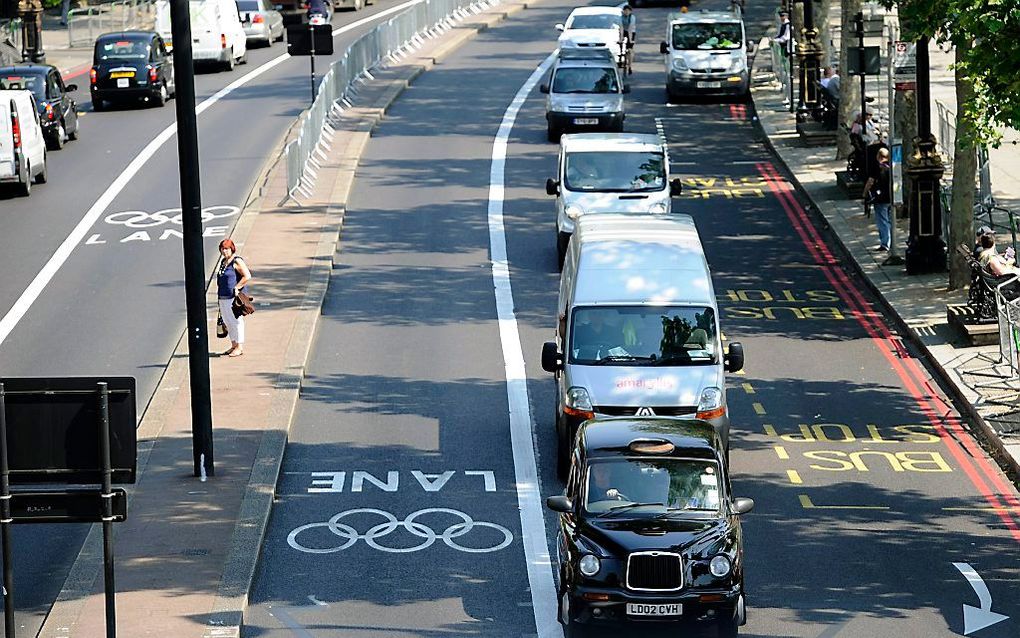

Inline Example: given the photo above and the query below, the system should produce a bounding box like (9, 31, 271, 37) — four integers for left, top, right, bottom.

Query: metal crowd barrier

(284, 0, 498, 201)
(996, 277, 1020, 377)
(68, 0, 155, 48)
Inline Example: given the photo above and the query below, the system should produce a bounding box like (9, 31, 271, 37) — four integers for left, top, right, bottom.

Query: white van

(659, 10, 749, 100)
(0, 90, 47, 196)
(540, 214, 744, 477)
(545, 133, 682, 266)
(155, 0, 247, 70)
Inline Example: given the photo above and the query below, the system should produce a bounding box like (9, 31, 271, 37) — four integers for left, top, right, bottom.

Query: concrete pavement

(34, 2, 528, 636)
(750, 41, 1020, 481)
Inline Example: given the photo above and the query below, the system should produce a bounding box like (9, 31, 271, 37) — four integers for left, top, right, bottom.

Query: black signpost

(287, 22, 334, 103)
(0, 377, 136, 638)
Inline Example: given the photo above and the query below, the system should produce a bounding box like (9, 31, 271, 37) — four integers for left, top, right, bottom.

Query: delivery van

(541, 214, 745, 477)
(0, 89, 47, 196)
(155, 0, 247, 70)
(659, 10, 750, 100)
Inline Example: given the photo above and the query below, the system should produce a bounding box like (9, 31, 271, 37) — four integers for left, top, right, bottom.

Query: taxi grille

(594, 406, 697, 417)
(626, 552, 683, 591)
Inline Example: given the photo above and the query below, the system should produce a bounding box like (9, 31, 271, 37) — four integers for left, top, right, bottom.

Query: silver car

(541, 50, 627, 143)
(238, 0, 284, 47)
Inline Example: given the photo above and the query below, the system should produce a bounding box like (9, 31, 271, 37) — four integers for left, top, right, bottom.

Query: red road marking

(756, 161, 1020, 539)
(61, 62, 91, 81)
(729, 104, 747, 120)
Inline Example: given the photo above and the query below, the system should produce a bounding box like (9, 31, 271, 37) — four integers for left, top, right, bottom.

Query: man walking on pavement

(863, 147, 893, 252)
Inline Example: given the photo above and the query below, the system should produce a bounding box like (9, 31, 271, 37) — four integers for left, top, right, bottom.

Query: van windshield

(570, 306, 718, 365)
(95, 39, 149, 61)
(567, 14, 619, 30)
(552, 67, 619, 94)
(671, 23, 742, 50)
(564, 151, 665, 192)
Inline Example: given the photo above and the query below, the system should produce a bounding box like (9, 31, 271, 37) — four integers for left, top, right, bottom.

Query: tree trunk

(817, 0, 832, 70)
(836, 0, 862, 160)
(949, 40, 977, 291)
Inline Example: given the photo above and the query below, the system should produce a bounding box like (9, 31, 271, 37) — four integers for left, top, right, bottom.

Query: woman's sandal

(228, 350, 244, 357)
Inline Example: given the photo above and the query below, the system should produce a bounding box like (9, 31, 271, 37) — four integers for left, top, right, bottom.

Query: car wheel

(546, 124, 560, 144)
(68, 118, 79, 140)
(225, 51, 235, 71)
(240, 49, 248, 64)
(35, 155, 47, 184)
(47, 122, 65, 150)
(275, 29, 285, 42)
(556, 232, 569, 270)
(559, 592, 579, 637)
(556, 413, 570, 481)
(717, 594, 745, 637)
(666, 86, 679, 104)
(153, 83, 168, 107)
(92, 98, 105, 112)
(17, 160, 30, 197)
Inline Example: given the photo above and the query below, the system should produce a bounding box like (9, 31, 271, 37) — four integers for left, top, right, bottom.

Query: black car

(91, 31, 175, 110)
(0, 64, 80, 150)
(546, 417, 753, 636)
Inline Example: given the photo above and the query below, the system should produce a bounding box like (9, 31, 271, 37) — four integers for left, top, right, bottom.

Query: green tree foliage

(895, 0, 1019, 146)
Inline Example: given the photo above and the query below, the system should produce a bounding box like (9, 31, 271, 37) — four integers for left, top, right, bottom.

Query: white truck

(155, 0, 248, 70)
(0, 90, 47, 196)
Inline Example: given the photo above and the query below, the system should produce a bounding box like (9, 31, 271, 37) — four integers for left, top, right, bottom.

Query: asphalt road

(247, 1, 1020, 637)
(0, 2, 417, 632)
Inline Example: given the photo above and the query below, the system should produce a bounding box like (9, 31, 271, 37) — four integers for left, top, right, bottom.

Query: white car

(0, 89, 47, 196)
(556, 6, 624, 68)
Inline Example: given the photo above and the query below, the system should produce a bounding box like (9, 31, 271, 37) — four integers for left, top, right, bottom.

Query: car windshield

(570, 306, 718, 365)
(95, 39, 150, 61)
(563, 151, 665, 192)
(0, 74, 44, 100)
(552, 67, 619, 94)
(671, 23, 742, 50)
(585, 458, 721, 514)
(236, 0, 260, 9)
(567, 14, 619, 30)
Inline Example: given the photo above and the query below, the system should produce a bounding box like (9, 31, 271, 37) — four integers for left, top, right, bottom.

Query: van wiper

(598, 502, 666, 518)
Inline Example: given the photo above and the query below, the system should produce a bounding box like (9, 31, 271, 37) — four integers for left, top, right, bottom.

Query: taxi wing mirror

(541, 341, 562, 373)
(725, 341, 744, 373)
(546, 178, 559, 196)
(546, 494, 573, 513)
(622, 83, 631, 94)
(733, 497, 754, 515)
(669, 178, 683, 196)
(659, 41, 668, 55)
(555, 23, 565, 32)
(65, 83, 78, 92)
(540, 83, 549, 94)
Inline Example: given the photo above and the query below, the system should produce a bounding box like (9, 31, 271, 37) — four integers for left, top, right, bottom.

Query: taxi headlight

(566, 386, 593, 411)
(579, 554, 601, 577)
(698, 386, 723, 411)
(709, 555, 732, 578)
(565, 205, 585, 220)
(649, 201, 668, 214)
(672, 57, 689, 72)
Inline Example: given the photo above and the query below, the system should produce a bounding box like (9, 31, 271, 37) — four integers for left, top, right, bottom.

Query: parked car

(237, 0, 285, 46)
(154, 0, 247, 70)
(0, 89, 47, 196)
(91, 32, 175, 110)
(0, 64, 79, 150)
(547, 417, 753, 636)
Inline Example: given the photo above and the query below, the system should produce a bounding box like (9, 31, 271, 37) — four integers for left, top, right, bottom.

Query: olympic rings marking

(286, 507, 514, 554)
(103, 205, 240, 229)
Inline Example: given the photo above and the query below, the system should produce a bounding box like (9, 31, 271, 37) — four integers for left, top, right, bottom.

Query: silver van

(658, 10, 750, 100)
(540, 214, 744, 477)
(541, 48, 627, 143)
(545, 132, 682, 266)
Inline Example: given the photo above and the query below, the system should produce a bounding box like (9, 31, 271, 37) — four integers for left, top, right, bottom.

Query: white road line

(0, 0, 423, 348)
(487, 51, 560, 638)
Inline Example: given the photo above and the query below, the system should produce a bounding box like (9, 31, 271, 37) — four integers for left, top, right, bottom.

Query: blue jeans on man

(874, 202, 891, 251)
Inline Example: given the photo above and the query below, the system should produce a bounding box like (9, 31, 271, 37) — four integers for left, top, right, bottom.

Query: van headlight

(566, 386, 593, 412)
(565, 205, 585, 220)
(709, 555, 732, 578)
(579, 554, 601, 577)
(672, 57, 689, 72)
(729, 56, 746, 72)
(649, 201, 668, 214)
(695, 387, 725, 420)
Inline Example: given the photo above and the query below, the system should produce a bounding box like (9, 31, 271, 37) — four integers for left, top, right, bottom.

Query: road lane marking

(487, 50, 560, 638)
(741, 382, 754, 394)
(953, 562, 1009, 635)
(774, 446, 789, 460)
(0, 0, 425, 349)
(786, 469, 802, 484)
(798, 495, 889, 510)
(752, 402, 766, 415)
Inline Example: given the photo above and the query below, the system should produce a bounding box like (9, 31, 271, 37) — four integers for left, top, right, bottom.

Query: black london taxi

(0, 64, 80, 150)
(546, 417, 753, 636)
(90, 31, 175, 111)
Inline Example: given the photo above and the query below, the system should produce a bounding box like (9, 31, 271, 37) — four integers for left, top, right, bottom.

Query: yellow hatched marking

(774, 446, 789, 460)
(752, 402, 766, 416)
(741, 383, 755, 394)
(786, 469, 802, 484)
(798, 494, 889, 510)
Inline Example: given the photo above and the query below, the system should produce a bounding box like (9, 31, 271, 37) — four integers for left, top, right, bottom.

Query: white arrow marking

(953, 562, 1009, 635)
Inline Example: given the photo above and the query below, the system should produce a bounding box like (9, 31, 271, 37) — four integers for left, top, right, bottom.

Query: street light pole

(904, 36, 946, 274)
(795, 0, 821, 123)
(169, 0, 215, 478)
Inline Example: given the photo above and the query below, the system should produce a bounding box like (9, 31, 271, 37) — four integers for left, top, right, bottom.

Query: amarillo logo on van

(614, 377, 677, 391)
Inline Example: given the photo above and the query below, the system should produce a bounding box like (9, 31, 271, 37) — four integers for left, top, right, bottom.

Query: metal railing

(68, 0, 155, 48)
(996, 277, 1020, 377)
(284, 0, 497, 200)
(1, 18, 22, 59)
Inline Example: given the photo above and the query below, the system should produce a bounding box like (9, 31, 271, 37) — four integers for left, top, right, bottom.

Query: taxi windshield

(563, 151, 665, 192)
(585, 457, 721, 515)
(95, 39, 149, 61)
(0, 74, 44, 100)
(552, 67, 619, 94)
(567, 14, 619, 30)
(570, 306, 718, 365)
(671, 23, 742, 50)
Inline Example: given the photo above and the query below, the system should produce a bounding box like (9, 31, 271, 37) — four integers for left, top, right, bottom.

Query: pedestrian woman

(863, 147, 892, 252)
(217, 239, 252, 357)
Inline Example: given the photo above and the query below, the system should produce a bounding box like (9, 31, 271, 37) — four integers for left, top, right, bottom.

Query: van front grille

(594, 406, 697, 417)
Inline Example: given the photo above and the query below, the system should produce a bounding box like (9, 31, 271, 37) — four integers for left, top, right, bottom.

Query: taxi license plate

(116, 78, 129, 88)
(626, 603, 682, 617)
(697, 81, 722, 89)
(110, 71, 134, 79)
(573, 117, 599, 125)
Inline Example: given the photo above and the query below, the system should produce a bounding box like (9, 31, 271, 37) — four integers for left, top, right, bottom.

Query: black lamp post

(904, 37, 946, 274)
(795, 0, 822, 123)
